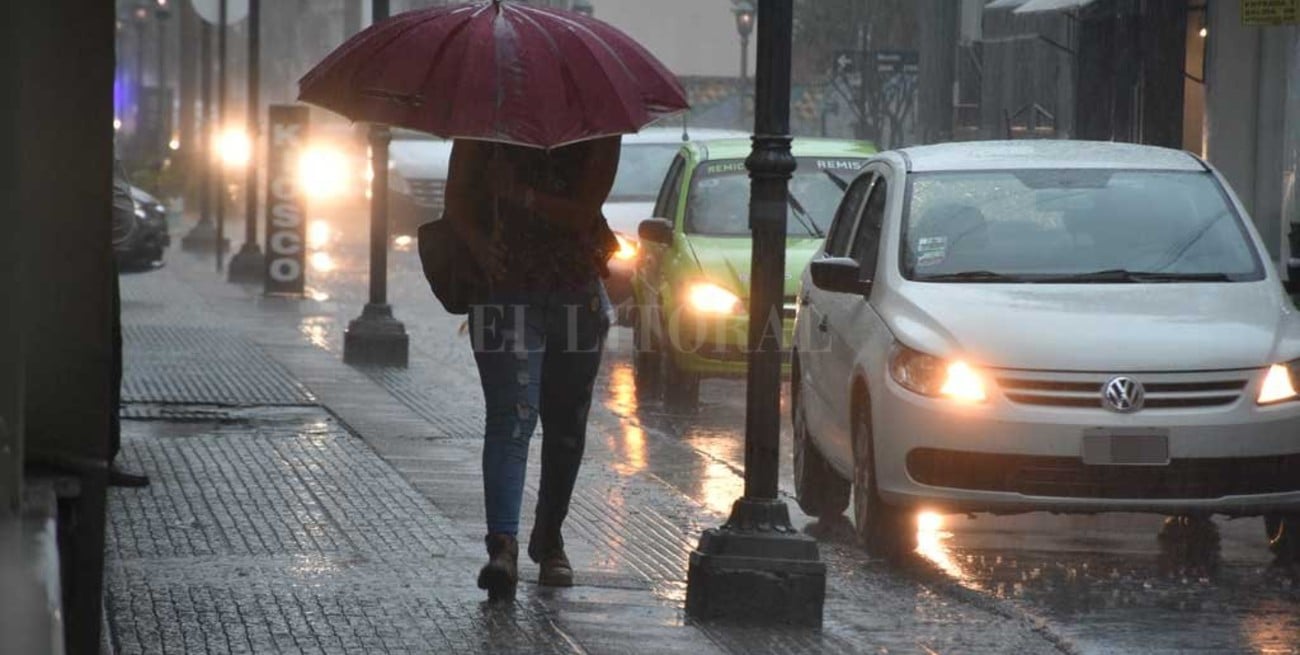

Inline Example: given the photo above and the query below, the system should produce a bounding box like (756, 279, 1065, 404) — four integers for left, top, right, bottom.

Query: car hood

(879, 281, 1300, 371)
(681, 234, 823, 301)
(602, 201, 655, 236)
(389, 140, 452, 179)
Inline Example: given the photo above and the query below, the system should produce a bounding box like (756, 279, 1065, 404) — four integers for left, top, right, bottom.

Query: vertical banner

(264, 105, 308, 295)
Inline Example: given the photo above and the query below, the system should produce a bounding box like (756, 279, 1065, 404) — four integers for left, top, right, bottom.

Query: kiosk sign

(264, 105, 308, 296)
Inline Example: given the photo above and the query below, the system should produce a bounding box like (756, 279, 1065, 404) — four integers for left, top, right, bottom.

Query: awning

(1011, 0, 1099, 13)
(985, 0, 1031, 9)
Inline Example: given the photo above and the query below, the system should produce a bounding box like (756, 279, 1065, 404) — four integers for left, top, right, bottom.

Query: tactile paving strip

(123, 325, 316, 406)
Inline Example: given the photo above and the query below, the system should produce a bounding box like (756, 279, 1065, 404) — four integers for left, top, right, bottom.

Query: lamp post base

(180, 219, 229, 253)
(343, 303, 409, 367)
(226, 243, 264, 284)
(684, 498, 825, 627)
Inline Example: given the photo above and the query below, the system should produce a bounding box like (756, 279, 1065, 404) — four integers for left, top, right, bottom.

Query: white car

(790, 140, 1300, 561)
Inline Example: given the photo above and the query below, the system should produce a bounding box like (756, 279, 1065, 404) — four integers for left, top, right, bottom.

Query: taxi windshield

(685, 157, 865, 237)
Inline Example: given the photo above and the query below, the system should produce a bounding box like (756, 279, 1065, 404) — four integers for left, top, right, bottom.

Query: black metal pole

(342, 0, 408, 366)
(685, 0, 825, 626)
(157, 9, 167, 160)
(215, 0, 226, 272)
(181, 18, 217, 252)
(741, 0, 793, 504)
(228, 0, 264, 282)
(245, 0, 258, 247)
(369, 0, 390, 308)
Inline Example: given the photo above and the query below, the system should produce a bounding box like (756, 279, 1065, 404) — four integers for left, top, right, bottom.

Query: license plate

(1081, 428, 1170, 465)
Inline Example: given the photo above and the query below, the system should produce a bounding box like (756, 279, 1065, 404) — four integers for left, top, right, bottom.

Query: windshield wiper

(1042, 269, 1233, 283)
(919, 270, 1024, 283)
(787, 193, 824, 238)
(822, 169, 850, 192)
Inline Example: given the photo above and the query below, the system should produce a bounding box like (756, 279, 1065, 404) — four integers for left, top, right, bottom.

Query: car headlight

(133, 207, 147, 220)
(216, 127, 252, 169)
(298, 146, 351, 201)
(613, 232, 638, 261)
(889, 343, 987, 403)
(1257, 361, 1300, 405)
(686, 282, 742, 315)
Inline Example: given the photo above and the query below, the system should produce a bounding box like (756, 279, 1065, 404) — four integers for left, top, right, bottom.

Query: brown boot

(529, 523, 574, 587)
(477, 533, 518, 601)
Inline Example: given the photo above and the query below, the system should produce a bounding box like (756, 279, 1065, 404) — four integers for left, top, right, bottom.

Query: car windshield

(609, 144, 682, 201)
(901, 170, 1264, 283)
(685, 157, 865, 237)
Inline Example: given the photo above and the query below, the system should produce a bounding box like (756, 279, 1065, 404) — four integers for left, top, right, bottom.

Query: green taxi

(631, 138, 876, 408)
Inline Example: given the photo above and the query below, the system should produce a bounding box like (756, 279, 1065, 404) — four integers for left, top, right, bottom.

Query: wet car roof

(898, 140, 1205, 172)
(689, 138, 877, 161)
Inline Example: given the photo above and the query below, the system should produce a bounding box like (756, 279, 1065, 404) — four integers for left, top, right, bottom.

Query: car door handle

(817, 315, 829, 333)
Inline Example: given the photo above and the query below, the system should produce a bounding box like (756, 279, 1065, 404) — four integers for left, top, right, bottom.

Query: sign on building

(1242, 0, 1300, 25)
(264, 105, 308, 296)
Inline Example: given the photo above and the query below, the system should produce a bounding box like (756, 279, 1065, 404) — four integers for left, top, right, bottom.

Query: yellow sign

(1242, 0, 1300, 25)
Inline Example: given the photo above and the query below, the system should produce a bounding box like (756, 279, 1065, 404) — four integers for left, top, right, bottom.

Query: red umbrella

(298, 0, 690, 148)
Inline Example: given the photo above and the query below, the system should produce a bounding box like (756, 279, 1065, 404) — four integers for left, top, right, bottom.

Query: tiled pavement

(107, 251, 1070, 654)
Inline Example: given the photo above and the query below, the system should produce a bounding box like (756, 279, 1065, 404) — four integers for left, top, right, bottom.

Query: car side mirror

(638, 218, 674, 246)
(1285, 257, 1300, 295)
(810, 256, 870, 295)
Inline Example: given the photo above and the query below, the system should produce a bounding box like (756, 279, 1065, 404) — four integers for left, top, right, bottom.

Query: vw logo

(1102, 376, 1145, 413)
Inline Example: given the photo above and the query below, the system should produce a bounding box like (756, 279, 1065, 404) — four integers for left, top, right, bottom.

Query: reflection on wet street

(300, 237, 1299, 654)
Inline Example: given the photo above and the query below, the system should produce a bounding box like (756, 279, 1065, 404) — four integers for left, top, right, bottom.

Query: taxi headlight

(613, 232, 638, 261)
(1257, 361, 1300, 405)
(686, 282, 742, 316)
(889, 343, 987, 403)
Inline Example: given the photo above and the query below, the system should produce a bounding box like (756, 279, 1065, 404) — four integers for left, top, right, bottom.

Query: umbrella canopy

(299, 0, 690, 149)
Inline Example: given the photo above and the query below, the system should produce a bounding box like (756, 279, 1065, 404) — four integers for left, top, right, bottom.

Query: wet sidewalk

(106, 249, 1068, 654)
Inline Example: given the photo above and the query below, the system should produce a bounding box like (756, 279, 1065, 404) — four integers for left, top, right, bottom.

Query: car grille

(906, 448, 1300, 500)
(996, 370, 1250, 410)
(407, 178, 446, 211)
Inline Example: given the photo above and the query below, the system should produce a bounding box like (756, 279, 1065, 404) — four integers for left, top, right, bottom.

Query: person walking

(297, 0, 689, 603)
(444, 137, 619, 601)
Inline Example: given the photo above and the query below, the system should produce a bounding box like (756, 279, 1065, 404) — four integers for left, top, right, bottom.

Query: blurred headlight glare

(298, 146, 351, 201)
(686, 282, 741, 315)
(1257, 362, 1299, 405)
(613, 232, 638, 261)
(217, 128, 252, 169)
(890, 344, 987, 403)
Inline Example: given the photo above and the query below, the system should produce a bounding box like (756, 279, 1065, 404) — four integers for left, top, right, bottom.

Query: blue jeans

(468, 281, 611, 537)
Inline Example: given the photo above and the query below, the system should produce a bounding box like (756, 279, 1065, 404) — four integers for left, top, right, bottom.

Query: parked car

(632, 138, 876, 408)
(388, 129, 453, 238)
(112, 159, 170, 269)
(603, 127, 748, 321)
(118, 185, 171, 267)
(790, 140, 1300, 561)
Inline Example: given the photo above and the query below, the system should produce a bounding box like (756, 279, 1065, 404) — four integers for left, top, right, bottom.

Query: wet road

(291, 225, 1299, 654)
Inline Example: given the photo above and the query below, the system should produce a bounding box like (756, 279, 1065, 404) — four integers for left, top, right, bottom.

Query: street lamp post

(685, 0, 826, 627)
(156, 0, 172, 162)
(227, 0, 264, 283)
(181, 18, 222, 253)
(214, 0, 227, 273)
(342, 0, 410, 367)
(733, 0, 755, 123)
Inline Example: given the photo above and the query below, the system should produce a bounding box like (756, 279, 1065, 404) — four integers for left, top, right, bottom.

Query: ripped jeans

(468, 281, 611, 537)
